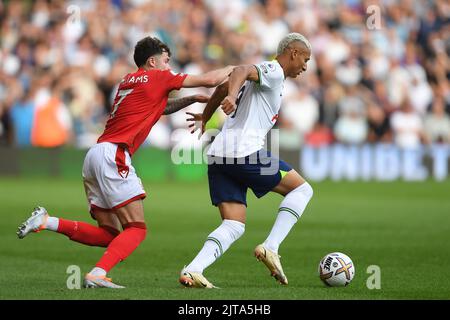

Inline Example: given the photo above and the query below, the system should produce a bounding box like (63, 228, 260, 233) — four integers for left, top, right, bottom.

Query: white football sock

(263, 182, 313, 254)
(89, 267, 107, 277)
(185, 219, 245, 273)
(45, 217, 59, 231)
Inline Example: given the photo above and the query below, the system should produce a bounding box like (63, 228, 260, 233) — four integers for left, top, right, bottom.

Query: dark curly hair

(133, 36, 171, 68)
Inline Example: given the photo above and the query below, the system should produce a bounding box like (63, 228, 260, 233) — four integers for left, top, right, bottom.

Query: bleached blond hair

(277, 33, 312, 55)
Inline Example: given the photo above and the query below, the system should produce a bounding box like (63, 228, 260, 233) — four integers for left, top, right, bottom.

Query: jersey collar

(273, 59, 286, 80)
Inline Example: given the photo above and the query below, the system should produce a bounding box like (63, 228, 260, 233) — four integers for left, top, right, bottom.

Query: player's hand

(186, 112, 205, 138)
(193, 94, 210, 104)
(221, 95, 236, 115)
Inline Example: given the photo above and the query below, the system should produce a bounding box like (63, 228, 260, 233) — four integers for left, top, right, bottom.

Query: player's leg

(184, 201, 246, 272)
(91, 209, 122, 234)
(85, 199, 147, 288)
(93, 199, 146, 275)
(17, 143, 122, 245)
(264, 169, 313, 255)
(253, 169, 313, 284)
(55, 208, 121, 247)
(16, 206, 121, 247)
(271, 169, 305, 196)
(82, 143, 147, 288)
(246, 151, 313, 284)
(180, 201, 246, 288)
(180, 162, 246, 288)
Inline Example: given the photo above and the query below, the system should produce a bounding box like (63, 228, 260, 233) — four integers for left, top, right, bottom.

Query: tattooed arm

(162, 94, 209, 115)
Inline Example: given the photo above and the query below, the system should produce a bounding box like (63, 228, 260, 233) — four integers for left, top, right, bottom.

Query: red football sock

(57, 218, 120, 247)
(95, 222, 147, 272)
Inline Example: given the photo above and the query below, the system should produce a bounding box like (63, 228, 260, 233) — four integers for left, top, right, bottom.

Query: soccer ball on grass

(318, 252, 355, 287)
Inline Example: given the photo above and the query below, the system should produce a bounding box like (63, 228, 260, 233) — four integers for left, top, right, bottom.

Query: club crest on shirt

(267, 63, 276, 72)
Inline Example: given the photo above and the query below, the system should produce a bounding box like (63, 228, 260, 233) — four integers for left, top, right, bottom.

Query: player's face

(153, 51, 171, 71)
(289, 45, 310, 78)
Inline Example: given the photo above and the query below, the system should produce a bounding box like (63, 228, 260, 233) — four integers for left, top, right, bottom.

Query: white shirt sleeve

(254, 61, 283, 89)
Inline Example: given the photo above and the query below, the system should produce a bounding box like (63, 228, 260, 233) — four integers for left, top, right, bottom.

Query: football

(318, 252, 355, 287)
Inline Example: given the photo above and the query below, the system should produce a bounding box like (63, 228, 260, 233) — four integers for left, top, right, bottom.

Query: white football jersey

(207, 60, 285, 158)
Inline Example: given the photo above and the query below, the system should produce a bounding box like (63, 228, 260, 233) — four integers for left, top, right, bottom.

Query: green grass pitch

(0, 177, 449, 300)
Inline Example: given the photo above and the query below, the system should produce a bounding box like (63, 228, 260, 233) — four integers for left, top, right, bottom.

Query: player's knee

(123, 222, 147, 241)
(301, 181, 314, 200)
(287, 181, 313, 200)
(99, 225, 121, 246)
(100, 225, 121, 237)
(223, 219, 245, 240)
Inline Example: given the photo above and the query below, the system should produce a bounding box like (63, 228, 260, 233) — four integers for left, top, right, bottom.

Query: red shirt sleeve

(159, 70, 188, 92)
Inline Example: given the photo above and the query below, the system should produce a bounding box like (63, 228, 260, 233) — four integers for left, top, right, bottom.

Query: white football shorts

(82, 142, 146, 213)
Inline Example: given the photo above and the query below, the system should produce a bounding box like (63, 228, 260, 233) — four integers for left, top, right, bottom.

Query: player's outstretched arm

(186, 81, 229, 134)
(221, 65, 259, 115)
(162, 94, 209, 115)
(182, 65, 235, 88)
(202, 81, 228, 124)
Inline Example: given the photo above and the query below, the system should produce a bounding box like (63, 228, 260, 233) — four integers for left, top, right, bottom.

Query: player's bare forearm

(227, 65, 258, 99)
(220, 65, 258, 115)
(203, 65, 235, 87)
(202, 82, 228, 123)
(163, 94, 209, 115)
(182, 66, 235, 88)
(163, 96, 197, 115)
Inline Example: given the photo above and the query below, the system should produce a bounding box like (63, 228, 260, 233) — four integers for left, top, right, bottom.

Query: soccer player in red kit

(16, 37, 234, 288)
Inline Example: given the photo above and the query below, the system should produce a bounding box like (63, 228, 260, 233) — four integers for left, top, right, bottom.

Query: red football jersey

(98, 68, 187, 155)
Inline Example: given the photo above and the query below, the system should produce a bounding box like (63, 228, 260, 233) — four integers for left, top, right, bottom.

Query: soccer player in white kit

(180, 33, 313, 288)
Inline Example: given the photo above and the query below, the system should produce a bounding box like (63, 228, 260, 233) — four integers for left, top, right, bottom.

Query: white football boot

(17, 206, 49, 239)
(84, 274, 125, 289)
(179, 267, 218, 289)
(254, 244, 288, 285)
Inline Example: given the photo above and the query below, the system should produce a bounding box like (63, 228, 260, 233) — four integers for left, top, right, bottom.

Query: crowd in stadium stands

(0, 0, 449, 150)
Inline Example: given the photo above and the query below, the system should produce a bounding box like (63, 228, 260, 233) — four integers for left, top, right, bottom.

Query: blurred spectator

(404, 43, 433, 115)
(334, 108, 368, 145)
(335, 52, 362, 87)
(252, 1, 289, 56)
(0, 0, 448, 151)
(424, 96, 450, 144)
(282, 84, 319, 137)
(304, 122, 334, 147)
(337, 85, 365, 116)
(366, 102, 392, 143)
(390, 99, 427, 149)
(31, 80, 72, 148)
(9, 87, 35, 147)
(321, 83, 344, 129)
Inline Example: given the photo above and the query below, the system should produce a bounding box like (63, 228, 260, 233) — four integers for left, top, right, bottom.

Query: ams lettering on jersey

(123, 75, 149, 84)
(98, 69, 187, 156)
